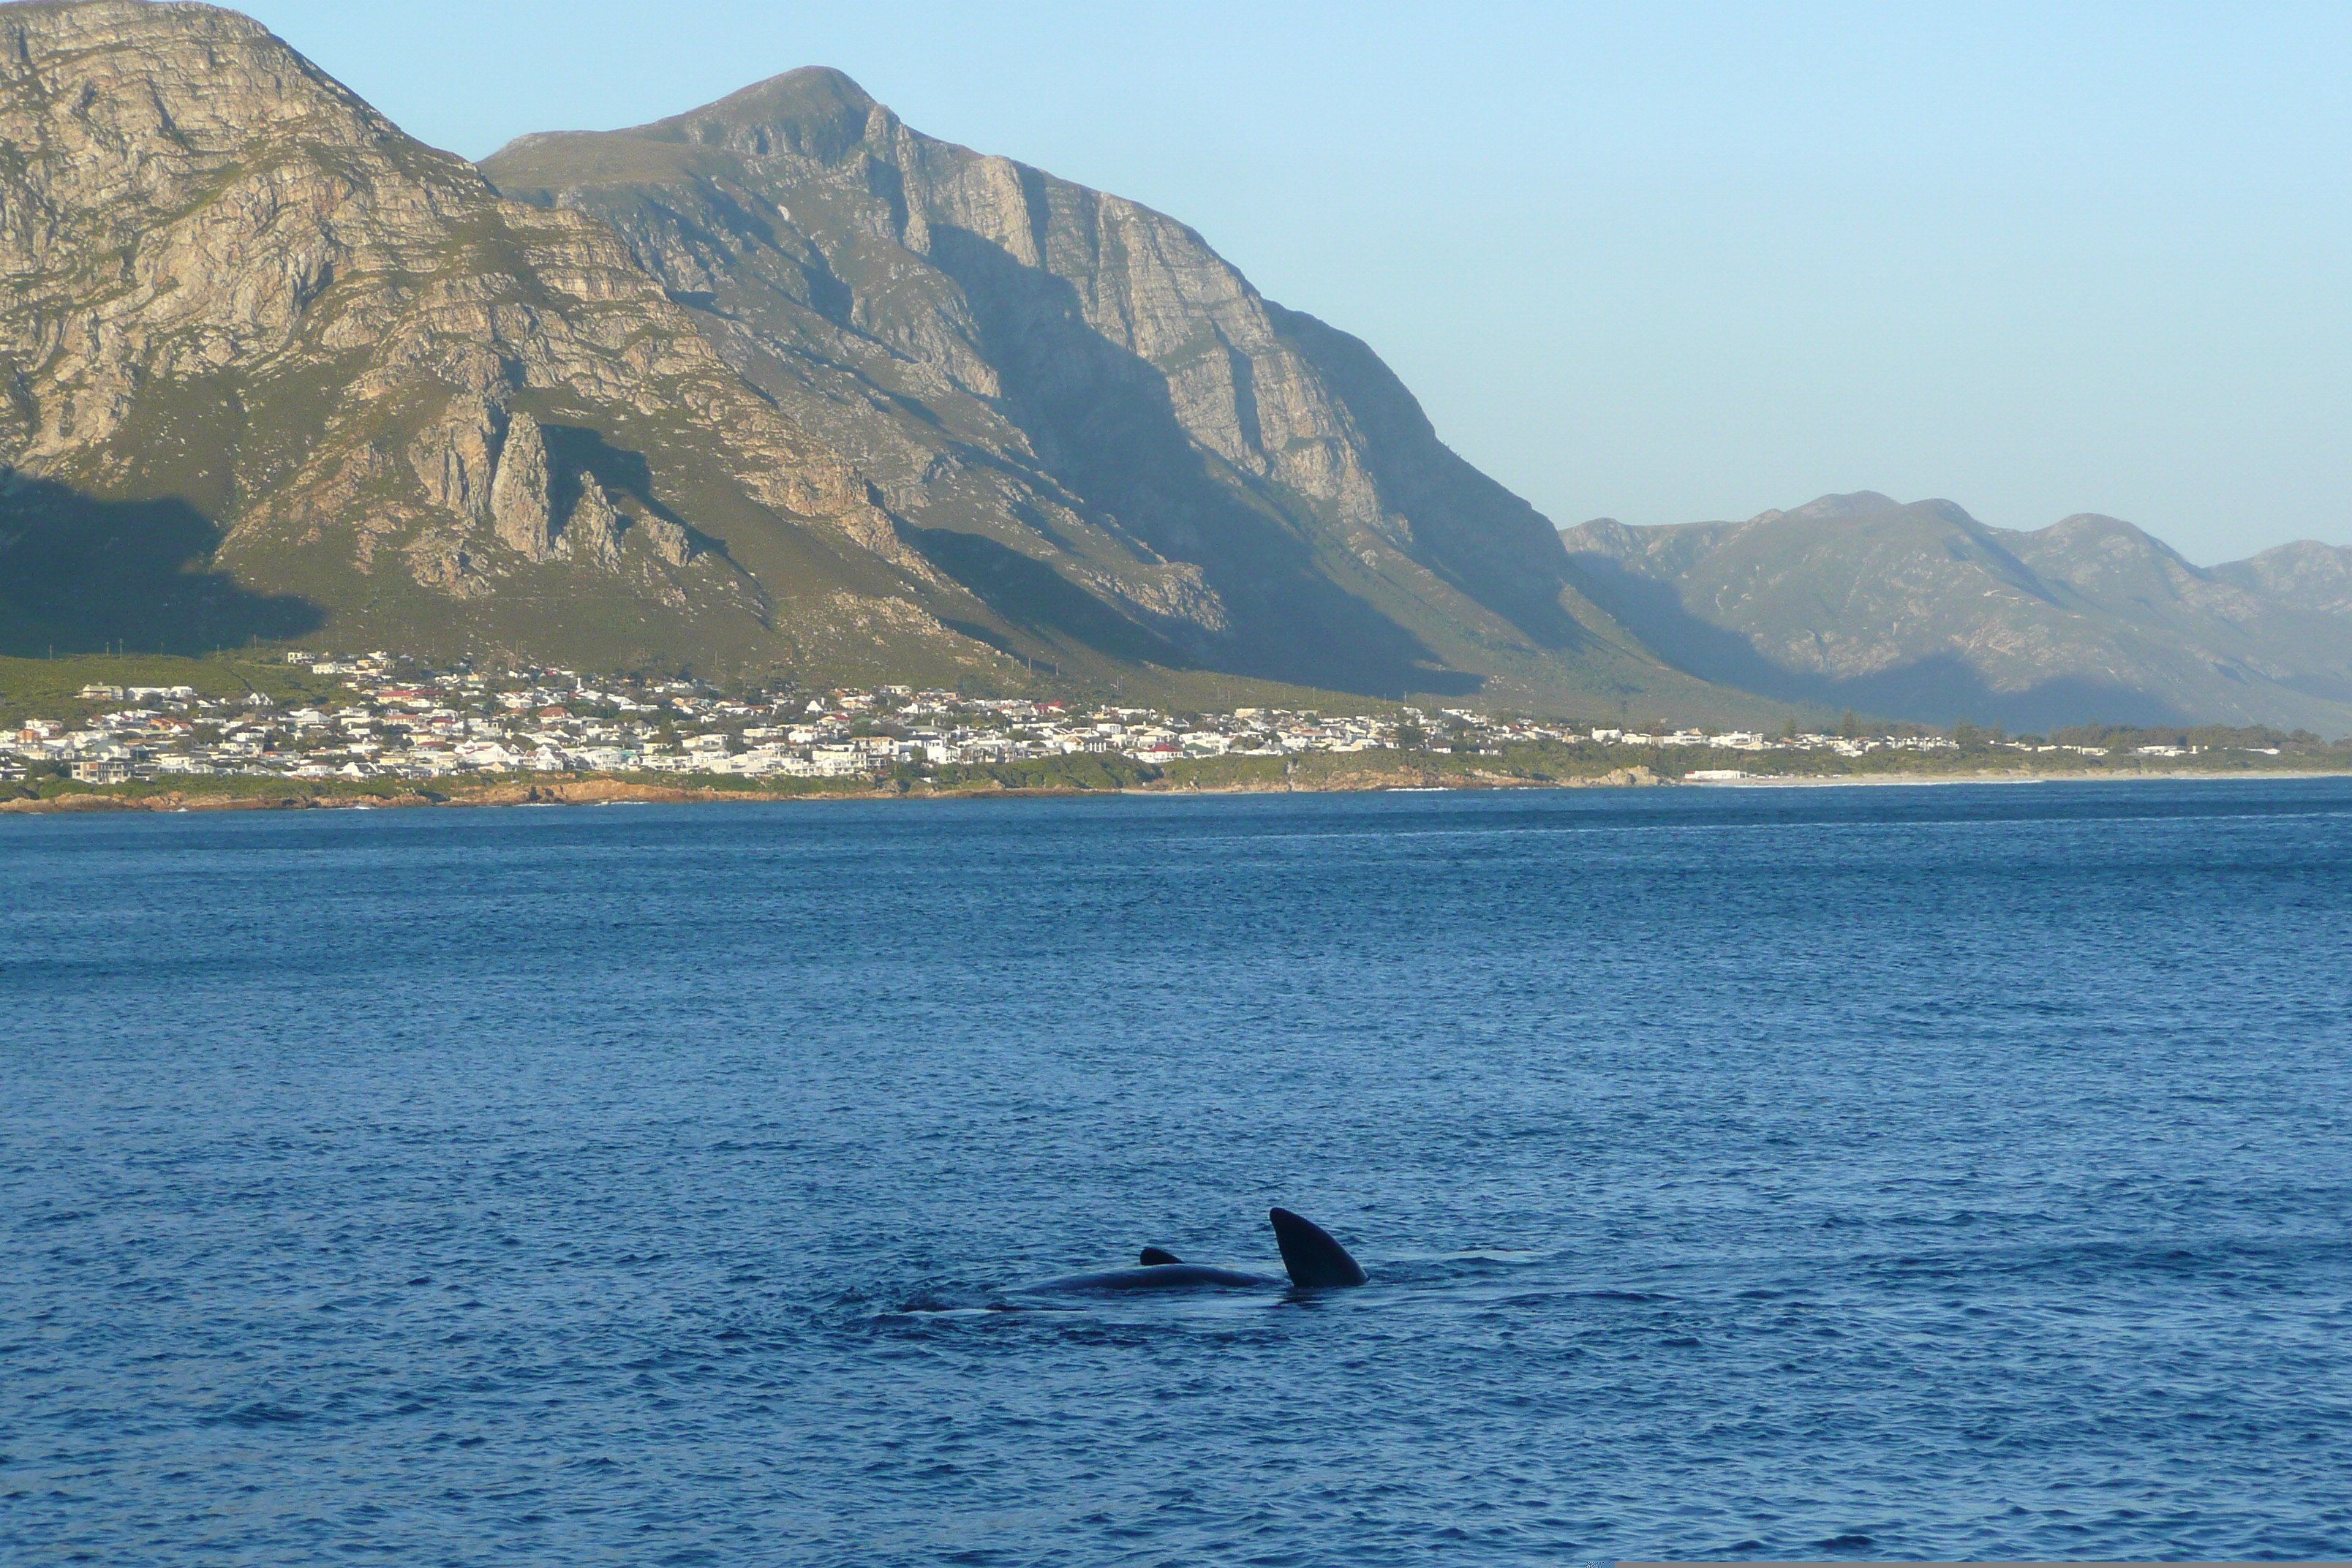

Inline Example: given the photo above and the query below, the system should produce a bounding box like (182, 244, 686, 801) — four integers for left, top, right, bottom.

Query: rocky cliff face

(0, 4, 1741, 715)
(1561, 494, 2352, 731)
(0, 2, 1011, 677)
(480, 67, 1686, 706)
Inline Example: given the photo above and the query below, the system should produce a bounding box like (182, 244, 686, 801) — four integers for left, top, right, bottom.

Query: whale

(1021, 1207, 1367, 1293)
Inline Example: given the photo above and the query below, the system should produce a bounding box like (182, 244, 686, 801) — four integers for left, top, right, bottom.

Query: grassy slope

(0, 653, 354, 728)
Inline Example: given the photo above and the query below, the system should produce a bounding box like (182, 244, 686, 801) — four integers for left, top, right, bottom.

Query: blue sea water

(4, 780, 2351, 1566)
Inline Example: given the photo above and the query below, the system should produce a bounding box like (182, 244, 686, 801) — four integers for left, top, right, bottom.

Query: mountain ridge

(0, 7, 1757, 717)
(1561, 494, 2352, 731)
(0, 0, 987, 683)
(19, 4, 2334, 734)
(478, 63, 1690, 706)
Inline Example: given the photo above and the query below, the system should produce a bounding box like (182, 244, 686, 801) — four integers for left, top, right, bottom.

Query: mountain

(0, 1, 1740, 716)
(1560, 493, 2352, 732)
(476, 67, 1716, 708)
(2212, 540, 2352, 616)
(0, 0, 976, 682)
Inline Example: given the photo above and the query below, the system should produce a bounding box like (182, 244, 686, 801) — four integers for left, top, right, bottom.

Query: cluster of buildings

(0, 650, 2244, 788)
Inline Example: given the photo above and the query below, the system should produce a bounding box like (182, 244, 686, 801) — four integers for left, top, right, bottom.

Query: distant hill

(0, 1, 1749, 718)
(2211, 540, 2352, 615)
(1560, 493, 2352, 733)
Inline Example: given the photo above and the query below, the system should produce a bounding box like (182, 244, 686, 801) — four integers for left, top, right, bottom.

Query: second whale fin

(1139, 1246, 1183, 1267)
(1269, 1207, 1368, 1287)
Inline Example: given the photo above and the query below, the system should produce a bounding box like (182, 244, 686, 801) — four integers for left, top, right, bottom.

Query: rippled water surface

(7, 781, 2352, 1565)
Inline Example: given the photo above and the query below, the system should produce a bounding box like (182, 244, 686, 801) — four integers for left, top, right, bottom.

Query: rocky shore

(14, 761, 2348, 815)
(0, 767, 1667, 814)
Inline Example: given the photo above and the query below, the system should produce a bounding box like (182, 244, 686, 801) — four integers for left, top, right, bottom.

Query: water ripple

(4, 780, 2350, 1564)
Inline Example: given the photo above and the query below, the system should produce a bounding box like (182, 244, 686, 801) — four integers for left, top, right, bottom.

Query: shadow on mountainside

(904, 523, 1192, 668)
(1563, 552, 2198, 731)
(540, 424, 695, 532)
(1266, 303, 1595, 655)
(920, 225, 1482, 699)
(0, 474, 323, 657)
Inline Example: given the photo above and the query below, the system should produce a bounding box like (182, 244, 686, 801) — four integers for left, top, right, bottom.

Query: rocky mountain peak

(2016, 514, 2199, 595)
(0, 2, 1741, 717)
(1785, 491, 1903, 521)
(1, 1, 406, 166)
(1769, 493, 1983, 532)
(638, 67, 879, 162)
(2036, 512, 2166, 547)
(0, 0, 960, 669)
(1560, 487, 2352, 731)
(475, 53, 1691, 707)
(2214, 540, 2352, 614)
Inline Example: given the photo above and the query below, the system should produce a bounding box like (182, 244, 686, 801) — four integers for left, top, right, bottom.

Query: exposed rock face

(489, 413, 554, 560)
(562, 473, 624, 568)
(0, 6, 1732, 715)
(480, 67, 1692, 708)
(410, 397, 501, 521)
(0, 1, 981, 674)
(638, 515, 693, 568)
(1561, 494, 2352, 731)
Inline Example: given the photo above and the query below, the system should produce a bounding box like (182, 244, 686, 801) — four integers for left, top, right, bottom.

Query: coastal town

(0, 650, 2311, 791)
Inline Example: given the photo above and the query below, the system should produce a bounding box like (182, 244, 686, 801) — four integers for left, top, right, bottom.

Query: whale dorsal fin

(1139, 1246, 1182, 1267)
(1269, 1207, 1367, 1287)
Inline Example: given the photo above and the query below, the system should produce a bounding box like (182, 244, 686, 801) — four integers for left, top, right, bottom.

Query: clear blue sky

(247, 1, 2352, 562)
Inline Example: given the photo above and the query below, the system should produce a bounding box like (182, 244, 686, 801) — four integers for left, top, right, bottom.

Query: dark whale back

(1020, 1210, 1368, 1294)
(1027, 1262, 1281, 1292)
(1270, 1207, 1368, 1287)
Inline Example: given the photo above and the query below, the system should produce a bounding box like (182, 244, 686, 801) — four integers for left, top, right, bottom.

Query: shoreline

(4, 765, 2349, 816)
(1685, 767, 2352, 789)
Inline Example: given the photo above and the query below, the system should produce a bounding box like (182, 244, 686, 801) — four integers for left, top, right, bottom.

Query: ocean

(5, 780, 2350, 1565)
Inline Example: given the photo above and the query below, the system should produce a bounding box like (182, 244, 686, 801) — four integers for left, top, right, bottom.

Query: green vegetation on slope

(0, 652, 353, 728)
